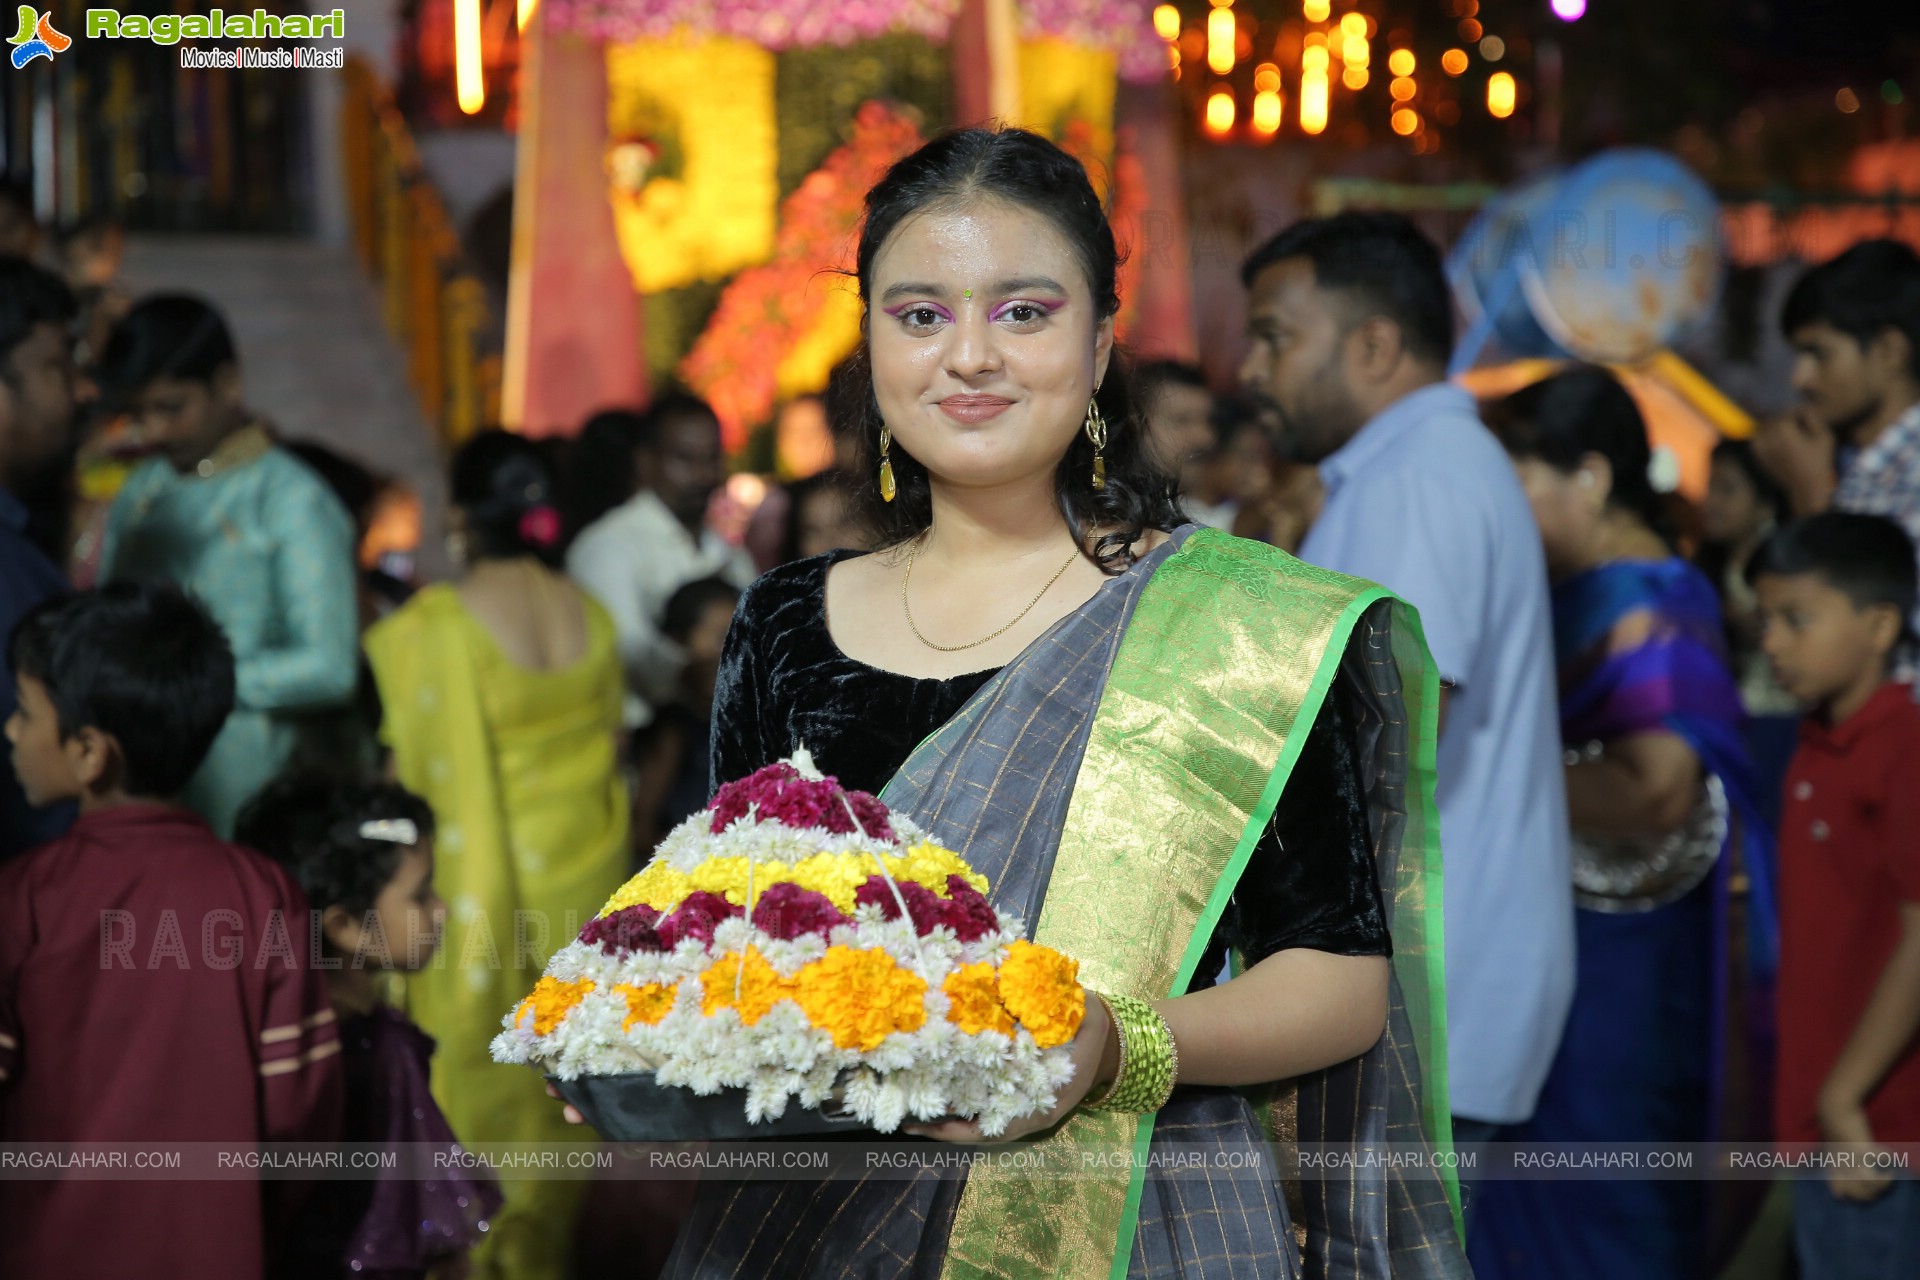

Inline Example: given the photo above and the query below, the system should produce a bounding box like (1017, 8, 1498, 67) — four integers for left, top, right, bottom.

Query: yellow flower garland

(598, 842, 990, 918)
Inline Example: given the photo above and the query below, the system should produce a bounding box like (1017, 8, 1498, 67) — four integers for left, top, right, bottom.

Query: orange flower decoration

(793, 946, 929, 1051)
(943, 962, 1016, 1038)
(996, 940, 1086, 1049)
(614, 981, 678, 1031)
(517, 976, 595, 1036)
(700, 949, 796, 1026)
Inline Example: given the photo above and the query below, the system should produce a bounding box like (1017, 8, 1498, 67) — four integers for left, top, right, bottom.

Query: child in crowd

(236, 776, 501, 1280)
(0, 583, 342, 1280)
(1751, 513, 1920, 1278)
(631, 576, 742, 851)
(97, 294, 359, 835)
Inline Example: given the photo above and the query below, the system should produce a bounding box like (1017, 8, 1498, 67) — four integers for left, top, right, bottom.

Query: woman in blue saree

(1471, 367, 1777, 1280)
(600, 129, 1469, 1280)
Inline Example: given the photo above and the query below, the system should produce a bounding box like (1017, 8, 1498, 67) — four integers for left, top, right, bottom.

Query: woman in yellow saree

(654, 129, 1466, 1279)
(367, 432, 629, 1280)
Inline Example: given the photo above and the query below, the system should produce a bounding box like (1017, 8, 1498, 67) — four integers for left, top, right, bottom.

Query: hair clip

(359, 818, 420, 846)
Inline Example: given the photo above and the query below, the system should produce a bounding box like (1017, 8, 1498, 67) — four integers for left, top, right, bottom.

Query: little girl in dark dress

(238, 777, 502, 1280)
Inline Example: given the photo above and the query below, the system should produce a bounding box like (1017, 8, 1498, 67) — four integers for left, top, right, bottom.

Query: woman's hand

(545, 1080, 586, 1126)
(906, 990, 1117, 1144)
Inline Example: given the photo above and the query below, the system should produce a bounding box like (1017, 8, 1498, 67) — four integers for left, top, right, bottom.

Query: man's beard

(1259, 383, 1361, 465)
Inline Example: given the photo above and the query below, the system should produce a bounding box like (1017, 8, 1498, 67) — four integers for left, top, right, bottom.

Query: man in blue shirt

(0, 257, 78, 857)
(1238, 213, 1573, 1144)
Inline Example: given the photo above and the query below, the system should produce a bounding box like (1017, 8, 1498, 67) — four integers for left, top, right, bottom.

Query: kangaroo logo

(8, 7, 69, 68)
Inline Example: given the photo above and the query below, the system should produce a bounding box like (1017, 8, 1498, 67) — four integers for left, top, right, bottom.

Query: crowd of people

(0, 126, 1915, 1280)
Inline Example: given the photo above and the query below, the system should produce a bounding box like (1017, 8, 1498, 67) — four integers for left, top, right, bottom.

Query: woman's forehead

(871, 201, 1085, 291)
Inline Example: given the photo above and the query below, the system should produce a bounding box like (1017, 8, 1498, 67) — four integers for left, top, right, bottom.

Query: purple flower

(750, 882, 851, 941)
(706, 761, 896, 839)
(578, 904, 664, 955)
(657, 891, 743, 949)
(938, 875, 1000, 943)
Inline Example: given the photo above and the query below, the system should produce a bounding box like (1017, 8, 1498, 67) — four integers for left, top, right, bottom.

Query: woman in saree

(643, 128, 1465, 1279)
(366, 431, 629, 1280)
(1469, 367, 1777, 1280)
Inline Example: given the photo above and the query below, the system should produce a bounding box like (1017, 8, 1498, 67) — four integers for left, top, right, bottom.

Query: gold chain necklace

(902, 537, 1082, 653)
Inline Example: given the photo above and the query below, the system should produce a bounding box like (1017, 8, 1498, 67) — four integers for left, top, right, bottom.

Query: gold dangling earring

(878, 426, 897, 503)
(1084, 397, 1108, 490)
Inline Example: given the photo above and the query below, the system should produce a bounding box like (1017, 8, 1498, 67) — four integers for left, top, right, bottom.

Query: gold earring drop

(1084, 397, 1108, 490)
(878, 427, 897, 503)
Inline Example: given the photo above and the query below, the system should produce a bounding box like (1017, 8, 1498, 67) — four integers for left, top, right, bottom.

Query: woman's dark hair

(1486, 364, 1668, 537)
(450, 429, 565, 567)
(8, 583, 235, 798)
(237, 776, 437, 921)
(840, 127, 1182, 573)
(560, 409, 654, 541)
(96, 293, 236, 402)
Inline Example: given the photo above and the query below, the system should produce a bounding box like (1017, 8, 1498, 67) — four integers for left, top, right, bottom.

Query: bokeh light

(1487, 70, 1516, 118)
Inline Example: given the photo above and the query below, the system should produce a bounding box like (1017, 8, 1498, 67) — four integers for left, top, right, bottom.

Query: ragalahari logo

(8, 7, 70, 67)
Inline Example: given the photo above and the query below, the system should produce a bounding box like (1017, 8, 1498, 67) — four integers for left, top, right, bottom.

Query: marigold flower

(700, 948, 796, 1026)
(793, 946, 928, 1051)
(614, 981, 677, 1031)
(516, 975, 595, 1036)
(997, 940, 1085, 1048)
(943, 962, 1015, 1037)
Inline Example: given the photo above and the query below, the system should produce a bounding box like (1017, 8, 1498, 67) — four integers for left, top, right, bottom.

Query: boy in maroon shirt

(1753, 513, 1920, 1277)
(0, 584, 342, 1279)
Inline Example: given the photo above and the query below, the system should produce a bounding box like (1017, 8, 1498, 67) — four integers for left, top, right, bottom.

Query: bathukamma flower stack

(491, 751, 1085, 1135)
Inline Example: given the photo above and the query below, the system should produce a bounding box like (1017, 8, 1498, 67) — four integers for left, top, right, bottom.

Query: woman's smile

(936, 393, 1015, 424)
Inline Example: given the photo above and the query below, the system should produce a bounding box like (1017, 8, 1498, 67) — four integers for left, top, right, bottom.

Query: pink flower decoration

(707, 761, 896, 840)
(938, 875, 1000, 943)
(749, 882, 851, 941)
(657, 891, 744, 949)
(579, 903, 664, 954)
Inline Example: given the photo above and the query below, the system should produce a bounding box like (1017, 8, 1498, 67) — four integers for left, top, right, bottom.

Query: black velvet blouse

(710, 552, 1390, 980)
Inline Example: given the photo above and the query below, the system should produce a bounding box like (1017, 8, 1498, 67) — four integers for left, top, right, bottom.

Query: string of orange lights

(1153, 0, 1525, 148)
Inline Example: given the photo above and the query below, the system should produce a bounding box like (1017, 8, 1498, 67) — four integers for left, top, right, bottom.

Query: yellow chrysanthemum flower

(516, 975, 595, 1036)
(997, 940, 1085, 1048)
(793, 946, 929, 1051)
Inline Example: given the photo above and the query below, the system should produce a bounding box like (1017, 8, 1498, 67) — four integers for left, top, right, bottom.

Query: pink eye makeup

(882, 301, 953, 323)
(989, 299, 1063, 322)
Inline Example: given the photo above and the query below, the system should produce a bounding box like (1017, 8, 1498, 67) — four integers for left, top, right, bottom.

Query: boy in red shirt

(1753, 513, 1920, 1277)
(0, 584, 342, 1279)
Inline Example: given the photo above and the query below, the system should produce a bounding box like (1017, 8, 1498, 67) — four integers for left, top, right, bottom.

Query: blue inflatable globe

(1446, 149, 1725, 371)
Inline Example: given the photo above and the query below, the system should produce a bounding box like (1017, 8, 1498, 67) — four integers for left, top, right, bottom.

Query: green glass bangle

(1083, 991, 1179, 1114)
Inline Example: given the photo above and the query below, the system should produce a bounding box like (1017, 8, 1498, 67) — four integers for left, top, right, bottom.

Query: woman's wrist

(1082, 991, 1179, 1114)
